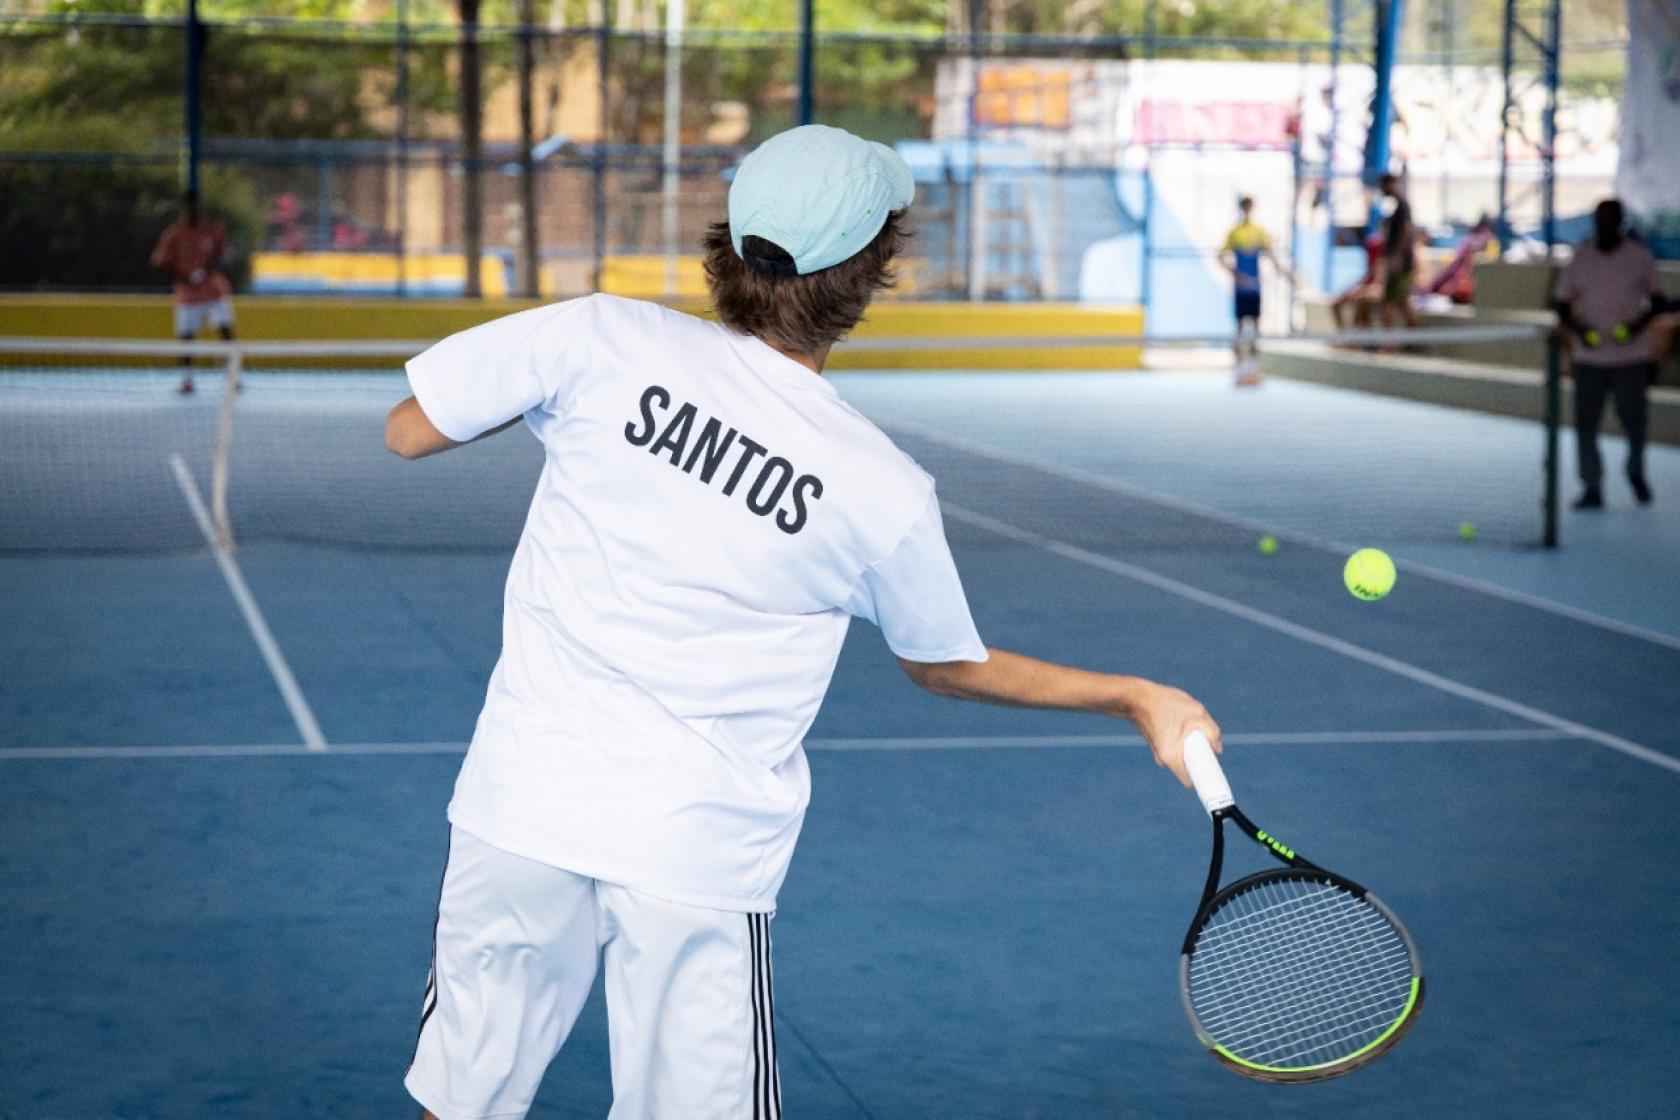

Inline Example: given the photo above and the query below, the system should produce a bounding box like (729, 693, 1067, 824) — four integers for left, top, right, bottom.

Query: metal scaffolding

(1497, 0, 1562, 257)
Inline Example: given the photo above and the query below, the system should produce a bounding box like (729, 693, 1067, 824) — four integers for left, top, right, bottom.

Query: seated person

(1426, 214, 1496, 305)
(1332, 232, 1385, 332)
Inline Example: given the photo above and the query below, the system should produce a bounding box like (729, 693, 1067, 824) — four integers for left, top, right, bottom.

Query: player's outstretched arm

(898, 648, 1220, 787)
(385, 396, 519, 460)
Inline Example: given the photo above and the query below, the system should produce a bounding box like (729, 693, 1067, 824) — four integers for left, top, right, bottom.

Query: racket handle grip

(1183, 731, 1234, 815)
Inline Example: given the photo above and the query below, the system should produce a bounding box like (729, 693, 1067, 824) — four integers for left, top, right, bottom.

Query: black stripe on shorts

(407, 829, 452, 1073)
(749, 913, 782, 1120)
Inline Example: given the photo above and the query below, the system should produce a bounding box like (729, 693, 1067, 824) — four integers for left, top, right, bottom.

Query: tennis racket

(1178, 732, 1423, 1083)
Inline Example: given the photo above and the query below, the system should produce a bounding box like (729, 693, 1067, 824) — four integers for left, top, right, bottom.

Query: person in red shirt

(1331, 232, 1385, 332)
(151, 190, 235, 394)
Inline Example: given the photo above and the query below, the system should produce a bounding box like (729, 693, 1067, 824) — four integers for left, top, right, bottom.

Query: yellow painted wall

(253, 252, 513, 298)
(0, 294, 1143, 370)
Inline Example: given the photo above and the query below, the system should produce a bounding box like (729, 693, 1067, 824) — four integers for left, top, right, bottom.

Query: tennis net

(0, 327, 1558, 554)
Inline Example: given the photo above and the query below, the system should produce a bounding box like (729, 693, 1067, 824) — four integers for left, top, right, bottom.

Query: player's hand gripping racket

(1178, 732, 1424, 1082)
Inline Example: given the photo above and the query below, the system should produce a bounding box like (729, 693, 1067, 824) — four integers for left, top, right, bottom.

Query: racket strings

(1195, 892, 1410, 1060)
(1200, 891, 1411, 1037)
(1192, 885, 1411, 1064)
(1196, 904, 1409, 1063)
(1188, 878, 1415, 1069)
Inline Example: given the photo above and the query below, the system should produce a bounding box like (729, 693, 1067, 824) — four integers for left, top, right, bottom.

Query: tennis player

(150, 190, 235, 395)
(1220, 196, 1287, 386)
(385, 124, 1221, 1120)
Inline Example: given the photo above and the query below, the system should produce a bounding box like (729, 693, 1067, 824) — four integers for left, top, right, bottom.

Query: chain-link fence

(0, 4, 1624, 329)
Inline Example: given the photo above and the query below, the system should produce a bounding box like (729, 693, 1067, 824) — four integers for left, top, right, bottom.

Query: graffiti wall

(1619, 0, 1680, 257)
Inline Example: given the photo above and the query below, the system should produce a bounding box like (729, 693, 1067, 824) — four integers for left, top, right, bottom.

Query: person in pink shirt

(1552, 199, 1670, 509)
(1426, 214, 1495, 305)
(151, 190, 236, 395)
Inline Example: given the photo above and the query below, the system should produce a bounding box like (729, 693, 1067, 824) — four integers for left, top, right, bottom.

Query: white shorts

(405, 827, 782, 1120)
(173, 298, 234, 337)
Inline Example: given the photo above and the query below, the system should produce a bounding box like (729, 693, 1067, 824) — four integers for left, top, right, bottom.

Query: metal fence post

(1543, 328, 1561, 548)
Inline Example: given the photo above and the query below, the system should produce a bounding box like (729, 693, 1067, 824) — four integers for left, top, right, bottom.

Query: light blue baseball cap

(728, 125, 915, 277)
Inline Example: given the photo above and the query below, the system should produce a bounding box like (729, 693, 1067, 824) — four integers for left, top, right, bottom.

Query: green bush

(0, 123, 262, 291)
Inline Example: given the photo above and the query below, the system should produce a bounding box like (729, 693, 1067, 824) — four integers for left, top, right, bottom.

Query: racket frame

(1178, 803, 1426, 1083)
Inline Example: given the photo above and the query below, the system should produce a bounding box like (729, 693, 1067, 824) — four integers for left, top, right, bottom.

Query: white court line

(942, 503, 1680, 777)
(0, 729, 1581, 761)
(169, 454, 328, 751)
(0, 742, 450, 760)
(879, 414, 1680, 653)
(812, 729, 1576, 750)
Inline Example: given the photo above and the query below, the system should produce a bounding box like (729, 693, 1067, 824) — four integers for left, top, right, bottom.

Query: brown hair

(701, 212, 907, 355)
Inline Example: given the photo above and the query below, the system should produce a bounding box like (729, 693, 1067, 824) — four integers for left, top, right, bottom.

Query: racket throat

(1228, 805, 1322, 872)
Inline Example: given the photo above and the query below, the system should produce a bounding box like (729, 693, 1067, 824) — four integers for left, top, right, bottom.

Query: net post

(1542, 328, 1561, 548)
(211, 347, 242, 551)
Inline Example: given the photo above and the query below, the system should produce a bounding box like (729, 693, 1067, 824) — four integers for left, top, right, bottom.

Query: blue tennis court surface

(4, 366, 1679, 1118)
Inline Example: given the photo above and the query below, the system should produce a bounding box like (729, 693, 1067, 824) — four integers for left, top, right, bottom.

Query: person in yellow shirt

(1220, 197, 1288, 387)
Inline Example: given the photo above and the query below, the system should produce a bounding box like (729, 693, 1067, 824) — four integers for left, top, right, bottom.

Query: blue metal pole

(183, 0, 203, 193)
(593, 12, 608, 291)
(1497, 0, 1515, 255)
(797, 0, 814, 126)
(1141, 0, 1156, 328)
(396, 0, 409, 296)
(1365, 0, 1404, 187)
(1324, 0, 1343, 289)
(1541, 0, 1559, 254)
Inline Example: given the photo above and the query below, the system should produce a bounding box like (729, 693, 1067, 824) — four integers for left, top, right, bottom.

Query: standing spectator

(151, 190, 235, 395)
(1220, 196, 1290, 387)
(1552, 199, 1668, 508)
(1374, 173, 1416, 331)
(1295, 87, 1334, 210)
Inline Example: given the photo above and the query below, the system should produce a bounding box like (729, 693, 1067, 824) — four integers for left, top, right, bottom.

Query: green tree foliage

(0, 0, 447, 287)
(0, 121, 262, 288)
(1, 0, 457, 143)
(972, 0, 1328, 45)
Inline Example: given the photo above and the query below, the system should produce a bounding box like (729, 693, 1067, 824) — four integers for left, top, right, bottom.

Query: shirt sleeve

(846, 489, 988, 664)
(405, 296, 596, 443)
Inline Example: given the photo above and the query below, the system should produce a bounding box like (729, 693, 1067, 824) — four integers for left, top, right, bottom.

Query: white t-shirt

(406, 294, 987, 912)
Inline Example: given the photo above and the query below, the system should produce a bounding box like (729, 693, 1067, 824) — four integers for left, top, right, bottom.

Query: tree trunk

(459, 0, 483, 298)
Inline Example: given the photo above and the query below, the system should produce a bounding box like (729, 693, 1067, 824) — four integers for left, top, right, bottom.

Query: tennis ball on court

(1458, 521, 1478, 542)
(1258, 535, 1279, 555)
(1343, 548, 1396, 601)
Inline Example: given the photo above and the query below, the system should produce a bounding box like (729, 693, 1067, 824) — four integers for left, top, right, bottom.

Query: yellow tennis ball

(1258, 535, 1278, 555)
(1343, 548, 1396, 601)
(1458, 521, 1477, 542)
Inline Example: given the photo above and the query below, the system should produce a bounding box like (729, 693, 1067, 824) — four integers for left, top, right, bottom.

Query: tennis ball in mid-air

(1458, 521, 1477, 542)
(1343, 548, 1396, 601)
(1258, 535, 1279, 555)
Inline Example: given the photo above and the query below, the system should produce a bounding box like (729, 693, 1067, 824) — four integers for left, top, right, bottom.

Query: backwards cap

(728, 125, 915, 277)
